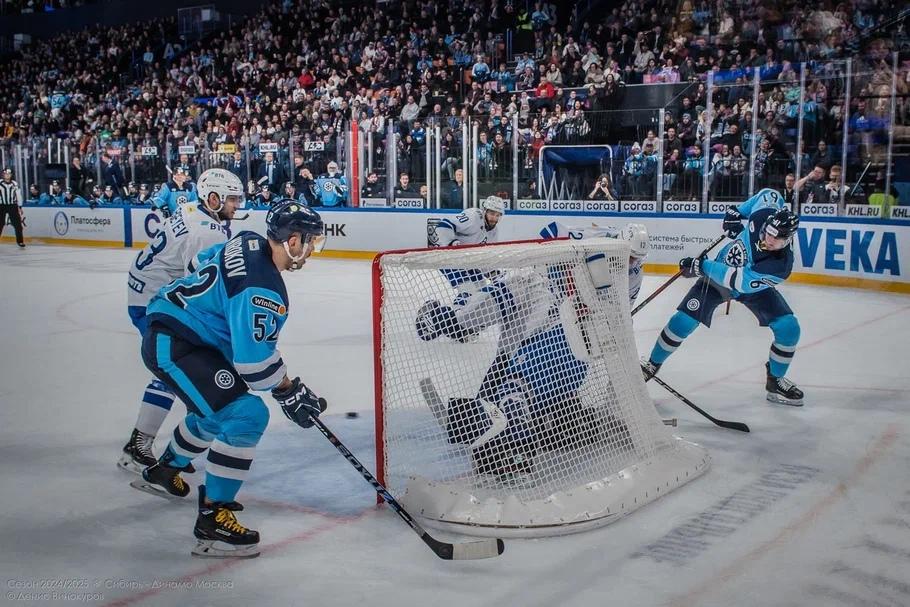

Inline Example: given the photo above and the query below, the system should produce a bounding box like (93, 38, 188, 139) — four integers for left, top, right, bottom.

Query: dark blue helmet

(761, 208, 799, 242)
(266, 199, 323, 243)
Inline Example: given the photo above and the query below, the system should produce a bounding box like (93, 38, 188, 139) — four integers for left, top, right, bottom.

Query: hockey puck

(346, 411, 359, 419)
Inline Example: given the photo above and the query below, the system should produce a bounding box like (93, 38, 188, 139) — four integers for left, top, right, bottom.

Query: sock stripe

(142, 391, 175, 409)
(174, 423, 210, 454)
(205, 462, 250, 482)
(770, 344, 795, 359)
(207, 449, 253, 472)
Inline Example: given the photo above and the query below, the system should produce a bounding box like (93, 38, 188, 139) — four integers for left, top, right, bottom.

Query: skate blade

(117, 454, 145, 475)
(129, 479, 189, 501)
(192, 540, 260, 559)
(766, 392, 804, 407)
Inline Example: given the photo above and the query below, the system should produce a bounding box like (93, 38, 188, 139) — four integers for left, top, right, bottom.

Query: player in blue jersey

(130, 200, 327, 558)
(643, 188, 804, 405)
(152, 166, 198, 217)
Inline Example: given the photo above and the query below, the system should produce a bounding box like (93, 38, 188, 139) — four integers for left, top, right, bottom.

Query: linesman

(0, 168, 25, 247)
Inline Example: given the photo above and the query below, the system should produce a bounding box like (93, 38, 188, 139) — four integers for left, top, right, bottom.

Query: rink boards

(6, 205, 909, 293)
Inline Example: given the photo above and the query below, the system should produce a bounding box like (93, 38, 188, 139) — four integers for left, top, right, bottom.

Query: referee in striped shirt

(0, 168, 25, 247)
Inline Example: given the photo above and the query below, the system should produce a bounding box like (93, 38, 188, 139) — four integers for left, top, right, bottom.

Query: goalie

(416, 250, 632, 478)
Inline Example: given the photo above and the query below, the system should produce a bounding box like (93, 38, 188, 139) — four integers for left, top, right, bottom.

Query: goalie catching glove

(722, 206, 744, 238)
(272, 377, 327, 429)
(679, 255, 705, 278)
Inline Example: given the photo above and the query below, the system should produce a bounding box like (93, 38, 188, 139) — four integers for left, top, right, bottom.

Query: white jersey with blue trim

(539, 221, 644, 305)
(146, 232, 289, 392)
(435, 208, 500, 246)
(701, 188, 794, 297)
(127, 202, 230, 308)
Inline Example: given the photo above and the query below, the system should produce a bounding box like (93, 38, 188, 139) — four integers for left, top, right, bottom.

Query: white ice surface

(0, 243, 908, 607)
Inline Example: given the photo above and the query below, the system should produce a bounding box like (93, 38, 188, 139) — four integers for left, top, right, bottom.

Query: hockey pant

(649, 279, 800, 377)
(142, 324, 270, 502)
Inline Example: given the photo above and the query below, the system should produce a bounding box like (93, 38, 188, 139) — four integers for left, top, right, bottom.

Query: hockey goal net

(373, 238, 709, 538)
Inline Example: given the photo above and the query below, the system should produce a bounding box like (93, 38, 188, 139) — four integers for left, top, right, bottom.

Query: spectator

(101, 153, 125, 197)
(623, 142, 647, 197)
(588, 173, 617, 200)
(795, 165, 827, 204)
(820, 165, 849, 205)
(445, 168, 465, 209)
(663, 148, 682, 197)
(361, 170, 384, 199)
(781, 174, 798, 207)
(227, 151, 247, 184)
(394, 172, 415, 198)
(257, 152, 285, 193)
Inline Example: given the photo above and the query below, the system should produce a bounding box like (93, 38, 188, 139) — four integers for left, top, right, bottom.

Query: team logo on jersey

(215, 370, 235, 389)
(426, 218, 441, 247)
(686, 298, 700, 311)
(177, 195, 188, 205)
(53, 211, 69, 236)
(725, 241, 746, 267)
(252, 295, 286, 315)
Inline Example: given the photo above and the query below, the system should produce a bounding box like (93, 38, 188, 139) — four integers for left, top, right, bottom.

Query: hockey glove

(679, 255, 704, 278)
(722, 206, 744, 238)
(272, 377, 327, 429)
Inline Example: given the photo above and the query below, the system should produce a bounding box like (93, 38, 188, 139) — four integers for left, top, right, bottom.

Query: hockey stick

(644, 368, 750, 433)
(631, 234, 727, 317)
(309, 414, 505, 560)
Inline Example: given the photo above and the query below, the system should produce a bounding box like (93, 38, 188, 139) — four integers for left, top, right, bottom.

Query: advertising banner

(23, 207, 124, 244)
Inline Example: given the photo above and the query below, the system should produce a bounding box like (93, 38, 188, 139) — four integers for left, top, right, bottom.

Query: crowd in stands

(1, 0, 906, 207)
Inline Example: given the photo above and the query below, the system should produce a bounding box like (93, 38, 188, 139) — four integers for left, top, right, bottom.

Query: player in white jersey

(539, 221, 650, 306)
(434, 195, 505, 246)
(416, 245, 631, 477)
(119, 168, 245, 473)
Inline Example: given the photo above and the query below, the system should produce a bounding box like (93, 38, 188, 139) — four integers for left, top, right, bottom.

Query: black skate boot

(641, 358, 661, 382)
(118, 429, 195, 475)
(129, 449, 191, 500)
(192, 486, 260, 559)
(765, 363, 804, 406)
(118, 429, 157, 474)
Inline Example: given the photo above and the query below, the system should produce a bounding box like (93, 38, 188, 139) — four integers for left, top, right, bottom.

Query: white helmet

(481, 195, 506, 215)
(622, 223, 649, 259)
(197, 168, 244, 212)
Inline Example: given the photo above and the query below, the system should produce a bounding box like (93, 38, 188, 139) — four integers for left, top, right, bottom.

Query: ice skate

(129, 451, 191, 500)
(641, 358, 661, 382)
(117, 429, 157, 474)
(192, 486, 260, 559)
(765, 363, 804, 406)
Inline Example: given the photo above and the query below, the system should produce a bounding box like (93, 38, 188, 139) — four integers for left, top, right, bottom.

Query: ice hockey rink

(1, 243, 908, 607)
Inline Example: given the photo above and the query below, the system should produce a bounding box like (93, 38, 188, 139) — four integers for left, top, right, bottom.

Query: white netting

(376, 239, 709, 537)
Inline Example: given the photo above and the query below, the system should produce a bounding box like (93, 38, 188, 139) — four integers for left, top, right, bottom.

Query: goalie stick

(631, 234, 726, 317)
(642, 366, 750, 433)
(308, 414, 505, 560)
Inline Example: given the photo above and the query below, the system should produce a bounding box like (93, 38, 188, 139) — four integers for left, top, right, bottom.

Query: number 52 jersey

(127, 203, 230, 309)
(146, 232, 290, 392)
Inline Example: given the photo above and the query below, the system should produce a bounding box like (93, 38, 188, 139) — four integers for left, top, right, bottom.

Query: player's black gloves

(722, 206, 744, 238)
(272, 377, 327, 429)
(679, 255, 704, 278)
